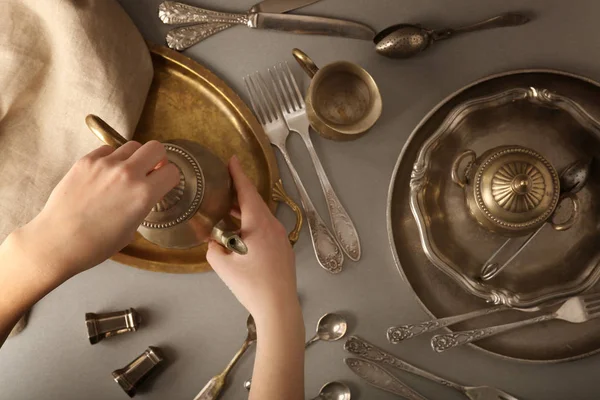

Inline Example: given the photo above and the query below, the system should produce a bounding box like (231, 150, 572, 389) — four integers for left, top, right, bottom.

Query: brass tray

(388, 69, 600, 362)
(111, 44, 301, 273)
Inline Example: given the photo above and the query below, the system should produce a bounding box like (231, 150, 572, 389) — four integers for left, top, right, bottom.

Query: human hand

(15, 141, 179, 280)
(207, 156, 299, 323)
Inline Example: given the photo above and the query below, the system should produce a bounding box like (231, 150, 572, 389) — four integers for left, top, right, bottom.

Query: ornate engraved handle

(432, 13, 530, 41)
(431, 313, 556, 352)
(165, 23, 235, 51)
(386, 305, 507, 343)
(272, 179, 303, 245)
(299, 132, 361, 261)
(345, 336, 465, 393)
(158, 1, 249, 25)
(280, 148, 344, 273)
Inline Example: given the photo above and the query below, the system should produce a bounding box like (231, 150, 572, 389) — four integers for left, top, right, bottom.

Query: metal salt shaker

(86, 308, 141, 345)
(112, 347, 165, 397)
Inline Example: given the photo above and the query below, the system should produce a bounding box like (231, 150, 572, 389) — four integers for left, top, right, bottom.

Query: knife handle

(166, 23, 235, 51)
(158, 1, 248, 25)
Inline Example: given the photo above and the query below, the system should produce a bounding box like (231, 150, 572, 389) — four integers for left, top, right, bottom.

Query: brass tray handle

(272, 179, 303, 245)
(86, 115, 128, 148)
(451, 149, 477, 188)
(551, 192, 579, 231)
(292, 48, 319, 78)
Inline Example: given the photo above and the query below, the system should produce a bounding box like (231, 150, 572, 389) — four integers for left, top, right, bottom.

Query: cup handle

(292, 48, 319, 78)
(550, 192, 579, 231)
(451, 150, 476, 188)
(272, 179, 303, 245)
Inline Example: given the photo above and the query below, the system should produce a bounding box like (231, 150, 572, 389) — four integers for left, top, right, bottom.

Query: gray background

(2, 0, 600, 399)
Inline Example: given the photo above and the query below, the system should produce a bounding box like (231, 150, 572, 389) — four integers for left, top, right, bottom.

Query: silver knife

(250, 0, 321, 13)
(159, 1, 375, 49)
(345, 358, 429, 400)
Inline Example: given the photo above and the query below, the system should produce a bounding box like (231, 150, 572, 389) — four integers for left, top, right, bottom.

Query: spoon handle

(432, 13, 530, 41)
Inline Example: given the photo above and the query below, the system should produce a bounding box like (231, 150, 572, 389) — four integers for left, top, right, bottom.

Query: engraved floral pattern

(166, 24, 234, 51)
(158, 1, 248, 25)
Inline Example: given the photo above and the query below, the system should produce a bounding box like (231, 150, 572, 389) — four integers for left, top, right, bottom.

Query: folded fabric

(1, 0, 154, 336)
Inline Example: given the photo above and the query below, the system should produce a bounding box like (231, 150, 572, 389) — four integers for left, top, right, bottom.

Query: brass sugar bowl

(86, 115, 247, 254)
(451, 145, 571, 236)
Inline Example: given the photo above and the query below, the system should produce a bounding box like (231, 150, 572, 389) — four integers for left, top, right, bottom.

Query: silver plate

(388, 69, 600, 362)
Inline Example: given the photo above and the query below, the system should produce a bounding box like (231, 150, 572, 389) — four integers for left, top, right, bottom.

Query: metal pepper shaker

(86, 308, 141, 345)
(112, 347, 165, 397)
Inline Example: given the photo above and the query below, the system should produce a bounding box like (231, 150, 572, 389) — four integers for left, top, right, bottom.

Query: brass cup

(292, 48, 382, 141)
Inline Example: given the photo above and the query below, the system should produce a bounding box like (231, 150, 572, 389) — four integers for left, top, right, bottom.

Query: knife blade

(249, 12, 375, 40)
(344, 358, 429, 400)
(250, 0, 321, 13)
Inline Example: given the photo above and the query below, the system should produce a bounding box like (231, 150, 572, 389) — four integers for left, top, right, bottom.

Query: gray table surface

(3, 0, 600, 399)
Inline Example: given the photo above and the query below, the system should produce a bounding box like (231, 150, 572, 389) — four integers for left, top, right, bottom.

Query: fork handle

(279, 148, 344, 273)
(165, 23, 235, 50)
(158, 1, 249, 25)
(387, 305, 508, 344)
(431, 313, 556, 352)
(298, 132, 361, 261)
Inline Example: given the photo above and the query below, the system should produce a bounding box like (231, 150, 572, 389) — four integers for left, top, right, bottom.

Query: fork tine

(584, 298, 600, 308)
(273, 64, 293, 113)
(284, 61, 305, 108)
(243, 75, 266, 125)
(586, 306, 600, 319)
(279, 62, 301, 111)
(583, 291, 600, 303)
(247, 73, 273, 124)
(255, 72, 280, 122)
(268, 67, 288, 115)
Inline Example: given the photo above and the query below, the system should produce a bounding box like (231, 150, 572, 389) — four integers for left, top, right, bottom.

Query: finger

(146, 162, 181, 201)
(207, 240, 230, 270)
(85, 145, 115, 160)
(106, 141, 142, 161)
(127, 140, 168, 173)
(229, 156, 270, 226)
(229, 208, 242, 220)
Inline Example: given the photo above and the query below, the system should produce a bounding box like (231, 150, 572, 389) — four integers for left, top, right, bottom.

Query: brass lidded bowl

(451, 145, 560, 236)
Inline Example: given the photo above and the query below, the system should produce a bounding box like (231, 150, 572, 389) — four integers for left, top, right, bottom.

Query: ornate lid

(474, 146, 559, 231)
(142, 143, 204, 229)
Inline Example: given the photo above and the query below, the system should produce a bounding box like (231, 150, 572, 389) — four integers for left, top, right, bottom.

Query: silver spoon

(193, 315, 256, 400)
(479, 158, 591, 281)
(374, 12, 530, 59)
(244, 313, 348, 390)
(310, 381, 352, 400)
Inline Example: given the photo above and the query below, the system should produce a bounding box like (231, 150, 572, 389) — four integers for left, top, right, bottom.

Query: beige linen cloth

(1, 0, 153, 336)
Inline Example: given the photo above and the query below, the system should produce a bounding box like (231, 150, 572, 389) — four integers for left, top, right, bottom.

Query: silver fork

(244, 72, 344, 274)
(268, 62, 361, 261)
(432, 292, 600, 352)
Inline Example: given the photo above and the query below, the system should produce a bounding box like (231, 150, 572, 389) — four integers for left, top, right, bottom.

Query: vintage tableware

(87, 115, 248, 255)
(344, 358, 427, 400)
(244, 70, 344, 274)
(107, 44, 301, 273)
(112, 347, 165, 398)
(374, 13, 530, 59)
(244, 312, 347, 389)
(158, 1, 375, 44)
(292, 49, 382, 141)
(269, 62, 361, 260)
(194, 315, 256, 400)
(162, 0, 322, 51)
(432, 292, 600, 352)
(311, 382, 351, 400)
(345, 336, 520, 400)
(479, 159, 586, 281)
(86, 308, 141, 345)
(388, 69, 600, 362)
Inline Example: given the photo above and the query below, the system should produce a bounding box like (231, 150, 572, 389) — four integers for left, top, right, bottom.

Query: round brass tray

(388, 69, 600, 362)
(111, 44, 301, 273)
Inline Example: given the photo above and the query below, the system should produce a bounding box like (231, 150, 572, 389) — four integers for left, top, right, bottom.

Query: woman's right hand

(207, 156, 299, 323)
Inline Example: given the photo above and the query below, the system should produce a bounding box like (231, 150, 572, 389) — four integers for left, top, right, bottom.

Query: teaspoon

(375, 12, 530, 59)
(310, 381, 351, 400)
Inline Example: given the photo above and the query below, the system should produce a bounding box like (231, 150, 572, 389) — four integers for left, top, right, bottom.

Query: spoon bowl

(316, 381, 351, 400)
(316, 313, 348, 342)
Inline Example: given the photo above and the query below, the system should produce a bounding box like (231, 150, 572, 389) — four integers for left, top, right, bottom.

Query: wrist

(253, 298, 304, 335)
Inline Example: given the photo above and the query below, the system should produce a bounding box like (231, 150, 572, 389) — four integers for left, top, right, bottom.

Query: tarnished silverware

(158, 1, 374, 45)
(346, 336, 520, 400)
(86, 308, 141, 345)
(193, 316, 256, 400)
(112, 347, 165, 398)
(244, 71, 344, 274)
(432, 292, 600, 352)
(310, 381, 351, 400)
(386, 304, 552, 343)
(344, 358, 428, 400)
(375, 13, 530, 59)
(244, 313, 347, 389)
(478, 158, 587, 281)
(269, 62, 361, 261)
(161, 0, 322, 51)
